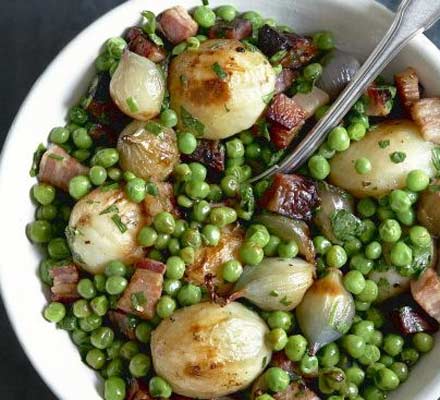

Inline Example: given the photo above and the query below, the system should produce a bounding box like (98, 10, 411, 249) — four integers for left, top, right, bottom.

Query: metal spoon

(250, 0, 440, 183)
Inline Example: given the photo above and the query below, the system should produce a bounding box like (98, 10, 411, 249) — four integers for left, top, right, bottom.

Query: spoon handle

(250, 0, 440, 183)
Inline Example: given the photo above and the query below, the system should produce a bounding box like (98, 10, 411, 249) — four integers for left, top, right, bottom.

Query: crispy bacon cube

(365, 84, 396, 117)
(108, 311, 137, 340)
(395, 67, 420, 113)
(208, 19, 252, 40)
(411, 98, 440, 144)
(260, 173, 320, 221)
(392, 305, 439, 336)
(127, 379, 152, 400)
(281, 34, 318, 70)
(125, 27, 166, 63)
(411, 268, 440, 323)
(258, 25, 292, 58)
(157, 6, 198, 45)
(49, 264, 80, 303)
(117, 259, 165, 320)
(183, 139, 225, 173)
(38, 145, 89, 192)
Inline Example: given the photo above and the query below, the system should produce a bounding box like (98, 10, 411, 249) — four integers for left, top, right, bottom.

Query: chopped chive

(212, 62, 227, 80)
(29, 143, 47, 177)
(145, 121, 164, 135)
(378, 139, 390, 149)
(270, 50, 288, 65)
(279, 296, 292, 306)
(131, 291, 147, 312)
(269, 290, 279, 297)
(181, 106, 205, 137)
(145, 182, 159, 196)
(389, 151, 406, 163)
(126, 97, 139, 113)
(111, 214, 128, 233)
(99, 204, 119, 215)
(432, 147, 440, 176)
(47, 153, 64, 161)
(149, 33, 164, 47)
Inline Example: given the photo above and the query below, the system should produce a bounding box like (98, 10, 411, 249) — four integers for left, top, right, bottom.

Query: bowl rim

(1, 0, 440, 399)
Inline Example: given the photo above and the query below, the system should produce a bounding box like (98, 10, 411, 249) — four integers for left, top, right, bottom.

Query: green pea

(365, 241, 382, 260)
(201, 224, 221, 246)
(389, 190, 411, 212)
(303, 63, 323, 81)
(72, 299, 92, 319)
(355, 157, 372, 175)
(246, 143, 262, 159)
(300, 354, 319, 375)
(264, 235, 282, 257)
(192, 200, 211, 223)
(69, 106, 88, 125)
(412, 332, 434, 353)
(206, 184, 222, 202)
(409, 225, 431, 248)
(222, 259, 243, 283)
(86, 348, 106, 370)
(379, 219, 401, 243)
(374, 367, 400, 391)
(342, 335, 366, 359)
(71, 329, 90, 347)
(226, 138, 245, 159)
(149, 377, 173, 399)
(345, 364, 365, 386)
(362, 386, 386, 400)
(89, 166, 107, 186)
(105, 358, 124, 378)
(104, 376, 126, 400)
(396, 208, 416, 226)
(209, 206, 237, 227)
(160, 109, 178, 128)
(285, 334, 307, 362)
(185, 179, 210, 199)
(120, 340, 140, 360)
(193, 6, 216, 28)
(33, 183, 56, 206)
(277, 240, 299, 258)
(358, 344, 381, 365)
(349, 254, 373, 275)
(163, 279, 182, 297)
(242, 10, 264, 26)
(215, 5, 237, 21)
(379, 354, 393, 367)
(187, 162, 207, 182)
(153, 212, 176, 234)
(105, 260, 127, 277)
(36, 204, 57, 221)
(265, 367, 290, 392)
(370, 330, 384, 347)
(326, 245, 347, 268)
(359, 219, 376, 243)
(406, 169, 430, 192)
(165, 256, 185, 279)
(328, 127, 350, 152)
(69, 175, 92, 200)
(91, 327, 114, 350)
(383, 334, 404, 357)
(48, 237, 70, 259)
(90, 295, 109, 316)
(401, 347, 419, 366)
(313, 31, 335, 50)
(106, 37, 127, 58)
(180, 228, 202, 249)
(220, 175, 240, 197)
(49, 126, 70, 144)
(72, 127, 92, 149)
(377, 206, 395, 221)
(344, 237, 363, 256)
(105, 276, 128, 295)
(179, 246, 195, 265)
(347, 122, 367, 141)
(135, 322, 152, 344)
(267, 311, 293, 331)
(154, 233, 170, 250)
(343, 270, 366, 295)
(308, 155, 331, 180)
(125, 178, 146, 203)
(246, 224, 270, 247)
(108, 167, 122, 181)
(178, 132, 197, 154)
(138, 226, 158, 247)
(171, 220, 187, 239)
(128, 353, 151, 378)
(351, 320, 374, 342)
(156, 295, 177, 319)
(389, 241, 412, 267)
(177, 284, 202, 306)
(94, 148, 119, 168)
(389, 362, 408, 383)
(44, 302, 66, 323)
(267, 328, 288, 351)
(318, 342, 340, 368)
(356, 280, 378, 303)
(239, 241, 264, 265)
(80, 314, 102, 332)
(77, 278, 97, 299)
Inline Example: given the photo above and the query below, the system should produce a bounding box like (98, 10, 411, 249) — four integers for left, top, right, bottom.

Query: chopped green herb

(262, 356, 268, 368)
(270, 290, 279, 297)
(224, 104, 230, 112)
(99, 204, 119, 215)
(145, 182, 159, 196)
(47, 153, 64, 161)
(242, 40, 257, 52)
(270, 50, 287, 65)
(212, 62, 227, 80)
(390, 151, 406, 163)
(280, 296, 292, 306)
(431, 147, 440, 176)
(29, 144, 47, 177)
(202, 0, 209, 5)
(377, 278, 390, 289)
(149, 33, 164, 47)
(111, 214, 128, 233)
(378, 139, 390, 149)
(141, 10, 156, 34)
(257, 119, 271, 141)
(180, 74, 188, 87)
(181, 106, 205, 137)
(262, 91, 275, 104)
(101, 182, 120, 192)
(237, 183, 255, 221)
(131, 291, 147, 312)
(145, 121, 164, 135)
(331, 209, 363, 241)
(126, 97, 139, 113)
(412, 245, 433, 277)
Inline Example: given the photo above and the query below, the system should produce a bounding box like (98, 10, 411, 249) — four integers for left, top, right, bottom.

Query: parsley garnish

(378, 139, 390, 149)
(131, 292, 147, 312)
(99, 204, 119, 215)
(29, 144, 46, 177)
(237, 183, 255, 221)
(431, 147, 440, 176)
(145, 121, 164, 136)
(331, 209, 363, 241)
(48, 153, 64, 161)
(212, 62, 227, 80)
(242, 40, 257, 52)
(111, 214, 128, 233)
(270, 290, 279, 297)
(390, 151, 406, 163)
(141, 10, 156, 34)
(270, 50, 288, 65)
(262, 91, 275, 104)
(145, 182, 159, 196)
(280, 296, 292, 306)
(126, 97, 139, 113)
(261, 356, 268, 368)
(181, 106, 205, 137)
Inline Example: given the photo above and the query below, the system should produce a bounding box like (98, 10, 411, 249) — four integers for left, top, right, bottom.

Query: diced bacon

(117, 267, 164, 320)
(395, 67, 420, 112)
(38, 145, 89, 192)
(260, 173, 320, 222)
(365, 84, 396, 117)
(293, 87, 330, 119)
(183, 139, 225, 173)
(411, 98, 440, 144)
(275, 69, 297, 95)
(125, 27, 166, 63)
(208, 19, 252, 40)
(392, 305, 439, 336)
(143, 182, 180, 226)
(258, 25, 292, 57)
(157, 6, 198, 45)
(108, 310, 137, 340)
(269, 122, 304, 150)
(49, 264, 80, 303)
(88, 123, 119, 147)
(275, 382, 321, 400)
(126, 379, 152, 400)
(411, 268, 440, 323)
(281, 34, 318, 70)
(134, 258, 167, 275)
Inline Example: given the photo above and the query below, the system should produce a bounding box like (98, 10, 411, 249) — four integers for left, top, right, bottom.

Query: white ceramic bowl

(1, 0, 440, 399)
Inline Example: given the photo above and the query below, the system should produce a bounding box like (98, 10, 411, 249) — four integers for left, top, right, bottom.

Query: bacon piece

(293, 87, 330, 119)
(392, 305, 439, 335)
(117, 261, 165, 320)
(143, 182, 180, 226)
(108, 310, 137, 340)
(281, 34, 318, 70)
(411, 268, 440, 323)
(49, 264, 80, 303)
(260, 173, 320, 222)
(157, 6, 198, 45)
(134, 258, 167, 275)
(88, 123, 119, 147)
(38, 145, 89, 192)
(269, 122, 304, 150)
(395, 67, 420, 113)
(258, 25, 292, 57)
(365, 84, 396, 117)
(126, 379, 152, 400)
(275, 382, 321, 400)
(183, 139, 225, 173)
(275, 69, 297, 95)
(125, 27, 166, 63)
(208, 19, 252, 40)
(411, 98, 440, 144)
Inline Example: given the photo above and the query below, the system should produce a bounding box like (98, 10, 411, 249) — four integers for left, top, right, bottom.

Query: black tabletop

(0, 1, 439, 399)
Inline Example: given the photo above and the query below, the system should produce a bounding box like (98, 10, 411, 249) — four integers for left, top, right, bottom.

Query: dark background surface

(0, 1, 439, 399)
